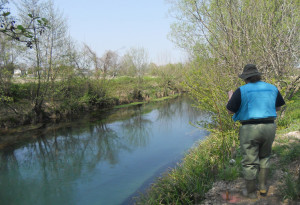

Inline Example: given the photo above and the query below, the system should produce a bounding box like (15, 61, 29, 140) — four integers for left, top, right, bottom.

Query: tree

(41, 0, 68, 82)
(168, 0, 300, 119)
(63, 36, 87, 72)
(0, 32, 22, 101)
(120, 47, 149, 80)
(0, 0, 48, 116)
(15, 0, 48, 120)
(100, 50, 119, 78)
(157, 63, 185, 95)
(83, 47, 119, 79)
(14, 0, 68, 121)
(0, 0, 48, 47)
(83, 44, 102, 79)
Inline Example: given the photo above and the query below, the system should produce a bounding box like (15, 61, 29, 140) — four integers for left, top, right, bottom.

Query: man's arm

(226, 88, 241, 114)
(275, 90, 285, 112)
(227, 90, 234, 114)
(227, 109, 235, 114)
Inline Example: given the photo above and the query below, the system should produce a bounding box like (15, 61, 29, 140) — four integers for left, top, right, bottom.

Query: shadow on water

(0, 96, 209, 205)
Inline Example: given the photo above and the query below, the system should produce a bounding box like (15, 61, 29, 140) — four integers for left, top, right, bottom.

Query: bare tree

(16, 0, 68, 121)
(120, 47, 149, 80)
(83, 44, 101, 79)
(169, 0, 300, 99)
(41, 0, 68, 82)
(100, 50, 119, 78)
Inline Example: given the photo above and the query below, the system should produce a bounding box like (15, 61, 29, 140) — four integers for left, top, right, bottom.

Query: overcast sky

(49, 0, 187, 65)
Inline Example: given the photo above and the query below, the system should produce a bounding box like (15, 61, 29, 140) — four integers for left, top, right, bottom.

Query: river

(0, 96, 209, 205)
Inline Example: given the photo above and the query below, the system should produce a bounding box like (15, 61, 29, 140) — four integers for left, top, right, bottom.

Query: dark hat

(238, 64, 262, 79)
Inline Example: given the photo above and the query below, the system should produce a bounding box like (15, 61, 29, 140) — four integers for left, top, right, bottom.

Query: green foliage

(217, 152, 242, 181)
(273, 142, 300, 166)
(0, 92, 13, 103)
(130, 88, 143, 101)
(9, 83, 33, 101)
(277, 92, 300, 130)
(184, 57, 238, 132)
(169, 0, 300, 100)
(277, 116, 293, 129)
(279, 172, 300, 201)
(0, 1, 49, 47)
(50, 77, 113, 112)
(0, 73, 183, 124)
(217, 164, 240, 182)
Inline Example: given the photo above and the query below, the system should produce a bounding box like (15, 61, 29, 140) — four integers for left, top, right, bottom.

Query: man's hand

(228, 90, 234, 100)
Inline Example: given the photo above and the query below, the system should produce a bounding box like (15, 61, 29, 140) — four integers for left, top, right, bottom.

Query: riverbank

(0, 95, 207, 205)
(136, 92, 300, 204)
(0, 76, 183, 130)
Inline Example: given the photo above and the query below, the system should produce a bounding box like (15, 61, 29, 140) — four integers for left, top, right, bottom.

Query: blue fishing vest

(233, 81, 278, 122)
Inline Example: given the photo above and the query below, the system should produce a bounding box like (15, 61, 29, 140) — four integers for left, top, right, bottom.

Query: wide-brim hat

(238, 64, 262, 79)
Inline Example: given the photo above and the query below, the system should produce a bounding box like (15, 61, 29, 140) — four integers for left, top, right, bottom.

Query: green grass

(273, 140, 300, 165)
(277, 92, 300, 131)
(151, 94, 179, 102)
(217, 152, 243, 181)
(273, 91, 300, 201)
(1, 76, 183, 126)
(113, 101, 145, 108)
(113, 95, 179, 109)
(279, 172, 300, 201)
(135, 131, 239, 204)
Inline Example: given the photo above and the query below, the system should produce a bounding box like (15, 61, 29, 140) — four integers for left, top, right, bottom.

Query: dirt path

(201, 132, 300, 205)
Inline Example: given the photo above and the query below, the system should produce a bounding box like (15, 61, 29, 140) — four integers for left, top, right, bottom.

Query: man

(226, 64, 285, 199)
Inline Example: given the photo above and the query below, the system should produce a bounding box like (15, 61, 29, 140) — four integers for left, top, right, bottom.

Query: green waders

(239, 123, 276, 197)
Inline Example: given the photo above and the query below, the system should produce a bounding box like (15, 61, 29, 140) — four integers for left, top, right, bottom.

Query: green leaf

(2, 12, 11, 17)
(41, 18, 48, 24)
(16, 25, 26, 32)
(28, 14, 33, 18)
(17, 25, 25, 30)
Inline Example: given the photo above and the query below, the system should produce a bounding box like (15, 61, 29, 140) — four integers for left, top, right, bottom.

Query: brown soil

(201, 131, 300, 205)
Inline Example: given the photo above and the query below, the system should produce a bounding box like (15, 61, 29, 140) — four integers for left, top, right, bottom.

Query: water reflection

(0, 96, 208, 205)
(121, 106, 152, 148)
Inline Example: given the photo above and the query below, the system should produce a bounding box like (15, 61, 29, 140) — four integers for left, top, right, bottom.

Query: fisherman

(226, 64, 285, 199)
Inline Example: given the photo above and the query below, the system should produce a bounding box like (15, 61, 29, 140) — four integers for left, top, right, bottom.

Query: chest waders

(240, 122, 276, 198)
(231, 82, 278, 198)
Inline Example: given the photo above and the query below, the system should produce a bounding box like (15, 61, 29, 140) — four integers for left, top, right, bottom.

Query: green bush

(273, 143, 300, 165)
(6, 83, 34, 101)
(277, 115, 293, 129)
(280, 172, 300, 201)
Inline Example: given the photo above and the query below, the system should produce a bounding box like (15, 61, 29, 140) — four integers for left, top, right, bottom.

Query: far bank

(0, 76, 184, 130)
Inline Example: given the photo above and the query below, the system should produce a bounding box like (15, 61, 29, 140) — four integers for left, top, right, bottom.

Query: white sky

(51, 0, 187, 65)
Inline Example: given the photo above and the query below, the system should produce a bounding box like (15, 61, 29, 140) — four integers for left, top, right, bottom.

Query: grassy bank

(136, 131, 239, 204)
(136, 92, 300, 204)
(0, 76, 183, 129)
(272, 92, 300, 201)
(113, 95, 179, 109)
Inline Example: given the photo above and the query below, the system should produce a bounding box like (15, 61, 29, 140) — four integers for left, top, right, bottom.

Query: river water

(0, 96, 209, 205)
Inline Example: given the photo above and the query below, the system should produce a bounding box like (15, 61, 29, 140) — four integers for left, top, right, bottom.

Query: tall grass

(280, 173, 300, 201)
(274, 141, 300, 201)
(136, 131, 239, 204)
(273, 91, 300, 201)
(277, 91, 300, 130)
